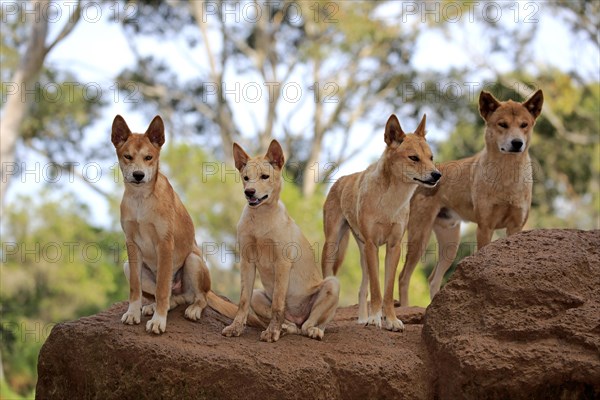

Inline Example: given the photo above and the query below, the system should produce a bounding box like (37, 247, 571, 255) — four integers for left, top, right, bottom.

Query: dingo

(398, 90, 544, 305)
(222, 140, 340, 342)
(112, 115, 238, 333)
(322, 114, 441, 331)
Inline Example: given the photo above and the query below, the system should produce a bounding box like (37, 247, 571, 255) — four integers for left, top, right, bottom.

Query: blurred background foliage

(1, 1, 598, 397)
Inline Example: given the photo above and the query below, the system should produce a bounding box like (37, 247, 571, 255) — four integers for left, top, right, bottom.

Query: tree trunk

(1, 0, 50, 210)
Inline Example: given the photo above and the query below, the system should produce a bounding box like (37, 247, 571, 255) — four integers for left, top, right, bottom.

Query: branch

(29, 145, 112, 199)
(44, 0, 82, 55)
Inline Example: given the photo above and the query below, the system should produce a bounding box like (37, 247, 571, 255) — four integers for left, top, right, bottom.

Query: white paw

(384, 316, 405, 332)
(142, 303, 156, 316)
(282, 322, 300, 335)
(121, 301, 141, 325)
(184, 303, 204, 321)
(357, 317, 368, 325)
(146, 314, 167, 334)
(367, 311, 382, 329)
(305, 326, 324, 340)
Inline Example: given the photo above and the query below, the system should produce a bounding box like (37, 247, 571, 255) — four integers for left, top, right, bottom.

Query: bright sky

(4, 1, 599, 228)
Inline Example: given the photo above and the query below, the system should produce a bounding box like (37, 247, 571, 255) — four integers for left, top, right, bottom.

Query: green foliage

(1, 192, 127, 395)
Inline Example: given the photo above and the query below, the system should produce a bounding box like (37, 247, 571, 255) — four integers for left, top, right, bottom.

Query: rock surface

(36, 303, 431, 400)
(423, 229, 600, 400)
(37, 229, 600, 400)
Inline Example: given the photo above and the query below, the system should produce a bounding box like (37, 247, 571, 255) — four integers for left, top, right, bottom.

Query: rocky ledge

(37, 229, 599, 399)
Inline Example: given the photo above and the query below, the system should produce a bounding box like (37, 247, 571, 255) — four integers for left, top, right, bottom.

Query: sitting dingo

(398, 90, 544, 306)
(322, 114, 441, 331)
(112, 115, 239, 333)
(222, 140, 340, 342)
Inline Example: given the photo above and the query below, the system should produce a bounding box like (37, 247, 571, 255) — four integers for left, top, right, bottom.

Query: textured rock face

(423, 229, 600, 400)
(36, 229, 600, 400)
(36, 303, 431, 400)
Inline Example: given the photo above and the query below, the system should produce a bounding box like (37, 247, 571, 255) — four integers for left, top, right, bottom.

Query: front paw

(222, 321, 244, 337)
(121, 308, 141, 325)
(367, 310, 382, 329)
(383, 316, 405, 332)
(146, 314, 167, 334)
(260, 324, 281, 343)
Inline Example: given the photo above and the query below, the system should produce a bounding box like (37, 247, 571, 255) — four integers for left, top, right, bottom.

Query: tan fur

(113, 115, 213, 334)
(398, 90, 544, 305)
(322, 115, 441, 330)
(222, 140, 340, 342)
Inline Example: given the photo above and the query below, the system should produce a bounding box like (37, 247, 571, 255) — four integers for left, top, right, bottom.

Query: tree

(114, 0, 436, 197)
(0, 0, 87, 209)
(0, 192, 127, 395)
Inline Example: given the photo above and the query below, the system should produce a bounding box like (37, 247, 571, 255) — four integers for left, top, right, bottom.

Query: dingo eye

(409, 156, 420, 162)
(243, 176, 249, 181)
(498, 122, 508, 129)
(261, 174, 269, 180)
(520, 122, 528, 128)
(145, 155, 153, 161)
(124, 154, 132, 160)
(430, 156, 434, 161)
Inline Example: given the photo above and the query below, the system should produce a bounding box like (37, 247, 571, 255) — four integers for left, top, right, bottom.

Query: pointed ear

(479, 91, 501, 120)
(233, 143, 250, 172)
(384, 114, 405, 146)
(523, 89, 543, 119)
(111, 115, 131, 148)
(145, 115, 165, 148)
(265, 140, 285, 170)
(414, 114, 427, 138)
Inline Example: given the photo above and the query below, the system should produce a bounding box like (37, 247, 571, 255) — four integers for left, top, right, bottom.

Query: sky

(4, 1, 599, 228)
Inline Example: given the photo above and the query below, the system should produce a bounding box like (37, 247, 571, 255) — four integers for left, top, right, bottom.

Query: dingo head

(382, 114, 441, 187)
(233, 140, 285, 208)
(111, 115, 165, 187)
(479, 89, 543, 154)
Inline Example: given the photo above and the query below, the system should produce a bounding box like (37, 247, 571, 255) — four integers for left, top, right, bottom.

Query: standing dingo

(398, 90, 544, 306)
(322, 114, 441, 331)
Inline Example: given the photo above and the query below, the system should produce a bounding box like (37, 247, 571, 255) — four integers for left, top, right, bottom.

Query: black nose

(133, 171, 145, 182)
(511, 139, 524, 150)
(244, 188, 256, 197)
(431, 171, 442, 181)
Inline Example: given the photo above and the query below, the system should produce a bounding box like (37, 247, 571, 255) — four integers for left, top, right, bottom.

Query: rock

(423, 229, 600, 400)
(36, 229, 600, 399)
(36, 302, 431, 400)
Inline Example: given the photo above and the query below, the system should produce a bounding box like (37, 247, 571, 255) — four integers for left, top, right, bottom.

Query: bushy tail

(206, 291, 265, 328)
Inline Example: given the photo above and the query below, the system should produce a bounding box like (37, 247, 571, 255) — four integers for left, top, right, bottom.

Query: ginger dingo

(222, 140, 340, 342)
(112, 115, 239, 333)
(322, 114, 441, 331)
(398, 89, 544, 306)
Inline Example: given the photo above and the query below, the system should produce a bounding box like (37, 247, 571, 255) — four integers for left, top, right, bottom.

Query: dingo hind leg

(301, 277, 340, 340)
(354, 236, 370, 324)
(383, 240, 404, 332)
(322, 185, 351, 277)
(398, 201, 438, 306)
(181, 250, 210, 321)
(428, 222, 460, 299)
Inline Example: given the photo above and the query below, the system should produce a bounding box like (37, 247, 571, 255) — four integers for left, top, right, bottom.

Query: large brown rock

(36, 229, 600, 399)
(36, 303, 431, 400)
(423, 229, 600, 399)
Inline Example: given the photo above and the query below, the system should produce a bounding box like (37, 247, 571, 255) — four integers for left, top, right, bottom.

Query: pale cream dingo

(222, 140, 340, 342)
(398, 90, 544, 306)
